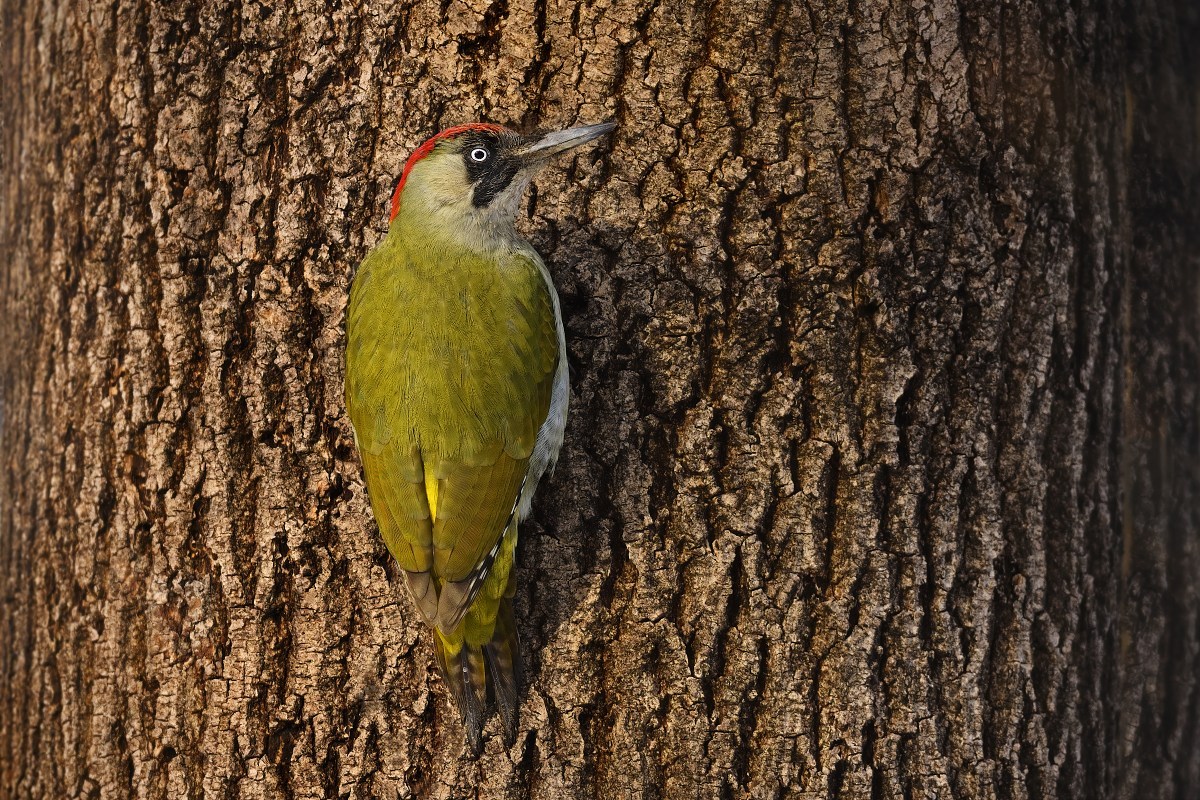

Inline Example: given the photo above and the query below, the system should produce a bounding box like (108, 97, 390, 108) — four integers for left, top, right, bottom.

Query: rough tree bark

(1, 0, 1197, 797)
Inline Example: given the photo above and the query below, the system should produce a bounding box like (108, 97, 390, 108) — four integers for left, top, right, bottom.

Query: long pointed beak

(519, 121, 616, 162)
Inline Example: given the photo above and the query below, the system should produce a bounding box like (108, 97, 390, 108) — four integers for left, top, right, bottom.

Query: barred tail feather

(484, 597, 521, 743)
(433, 601, 522, 752)
(434, 634, 487, 753)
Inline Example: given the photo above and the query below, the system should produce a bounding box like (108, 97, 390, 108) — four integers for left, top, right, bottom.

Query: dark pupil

(467, 137, 518, 208)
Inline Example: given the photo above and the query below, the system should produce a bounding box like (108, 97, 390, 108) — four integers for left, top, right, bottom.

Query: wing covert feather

(347, 239, 559, 632)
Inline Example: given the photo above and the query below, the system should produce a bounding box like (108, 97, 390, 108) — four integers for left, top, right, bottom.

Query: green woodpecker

(345, 121, 614, 750)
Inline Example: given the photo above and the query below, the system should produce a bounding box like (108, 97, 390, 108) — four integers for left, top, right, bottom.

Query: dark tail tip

(484, 598, 522, 745)
(433, 598, 522, 753)
(434, 635, 485, 754)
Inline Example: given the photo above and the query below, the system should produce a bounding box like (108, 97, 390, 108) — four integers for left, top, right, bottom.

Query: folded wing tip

(403, 570, 439, 623)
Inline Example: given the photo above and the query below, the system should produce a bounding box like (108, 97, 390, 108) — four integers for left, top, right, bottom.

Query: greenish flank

(345, 224, 557, 649)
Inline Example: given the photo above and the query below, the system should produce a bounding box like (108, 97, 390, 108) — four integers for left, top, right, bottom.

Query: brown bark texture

(1, 0, 1198, 797)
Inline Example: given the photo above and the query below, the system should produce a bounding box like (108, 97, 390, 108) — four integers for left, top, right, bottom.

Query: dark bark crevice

(2, 0, 1198, 797)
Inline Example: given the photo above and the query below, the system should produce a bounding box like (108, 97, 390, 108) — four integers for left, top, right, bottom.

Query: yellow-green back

(345, 224, 557, 623)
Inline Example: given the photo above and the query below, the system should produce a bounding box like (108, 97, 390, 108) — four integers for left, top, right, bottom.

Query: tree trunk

(2, 0, 1198, 797)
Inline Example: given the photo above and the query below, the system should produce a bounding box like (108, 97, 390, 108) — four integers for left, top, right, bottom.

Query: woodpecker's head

(388, 121, 615, 248)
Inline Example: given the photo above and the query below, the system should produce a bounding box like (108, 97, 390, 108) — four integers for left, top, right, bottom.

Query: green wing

(345, 234, 558, 632)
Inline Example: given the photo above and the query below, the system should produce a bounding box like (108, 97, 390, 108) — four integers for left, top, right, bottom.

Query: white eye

(470, 147, 489, 162)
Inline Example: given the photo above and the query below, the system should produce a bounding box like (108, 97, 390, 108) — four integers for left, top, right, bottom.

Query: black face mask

(460, 131, 524, 209)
